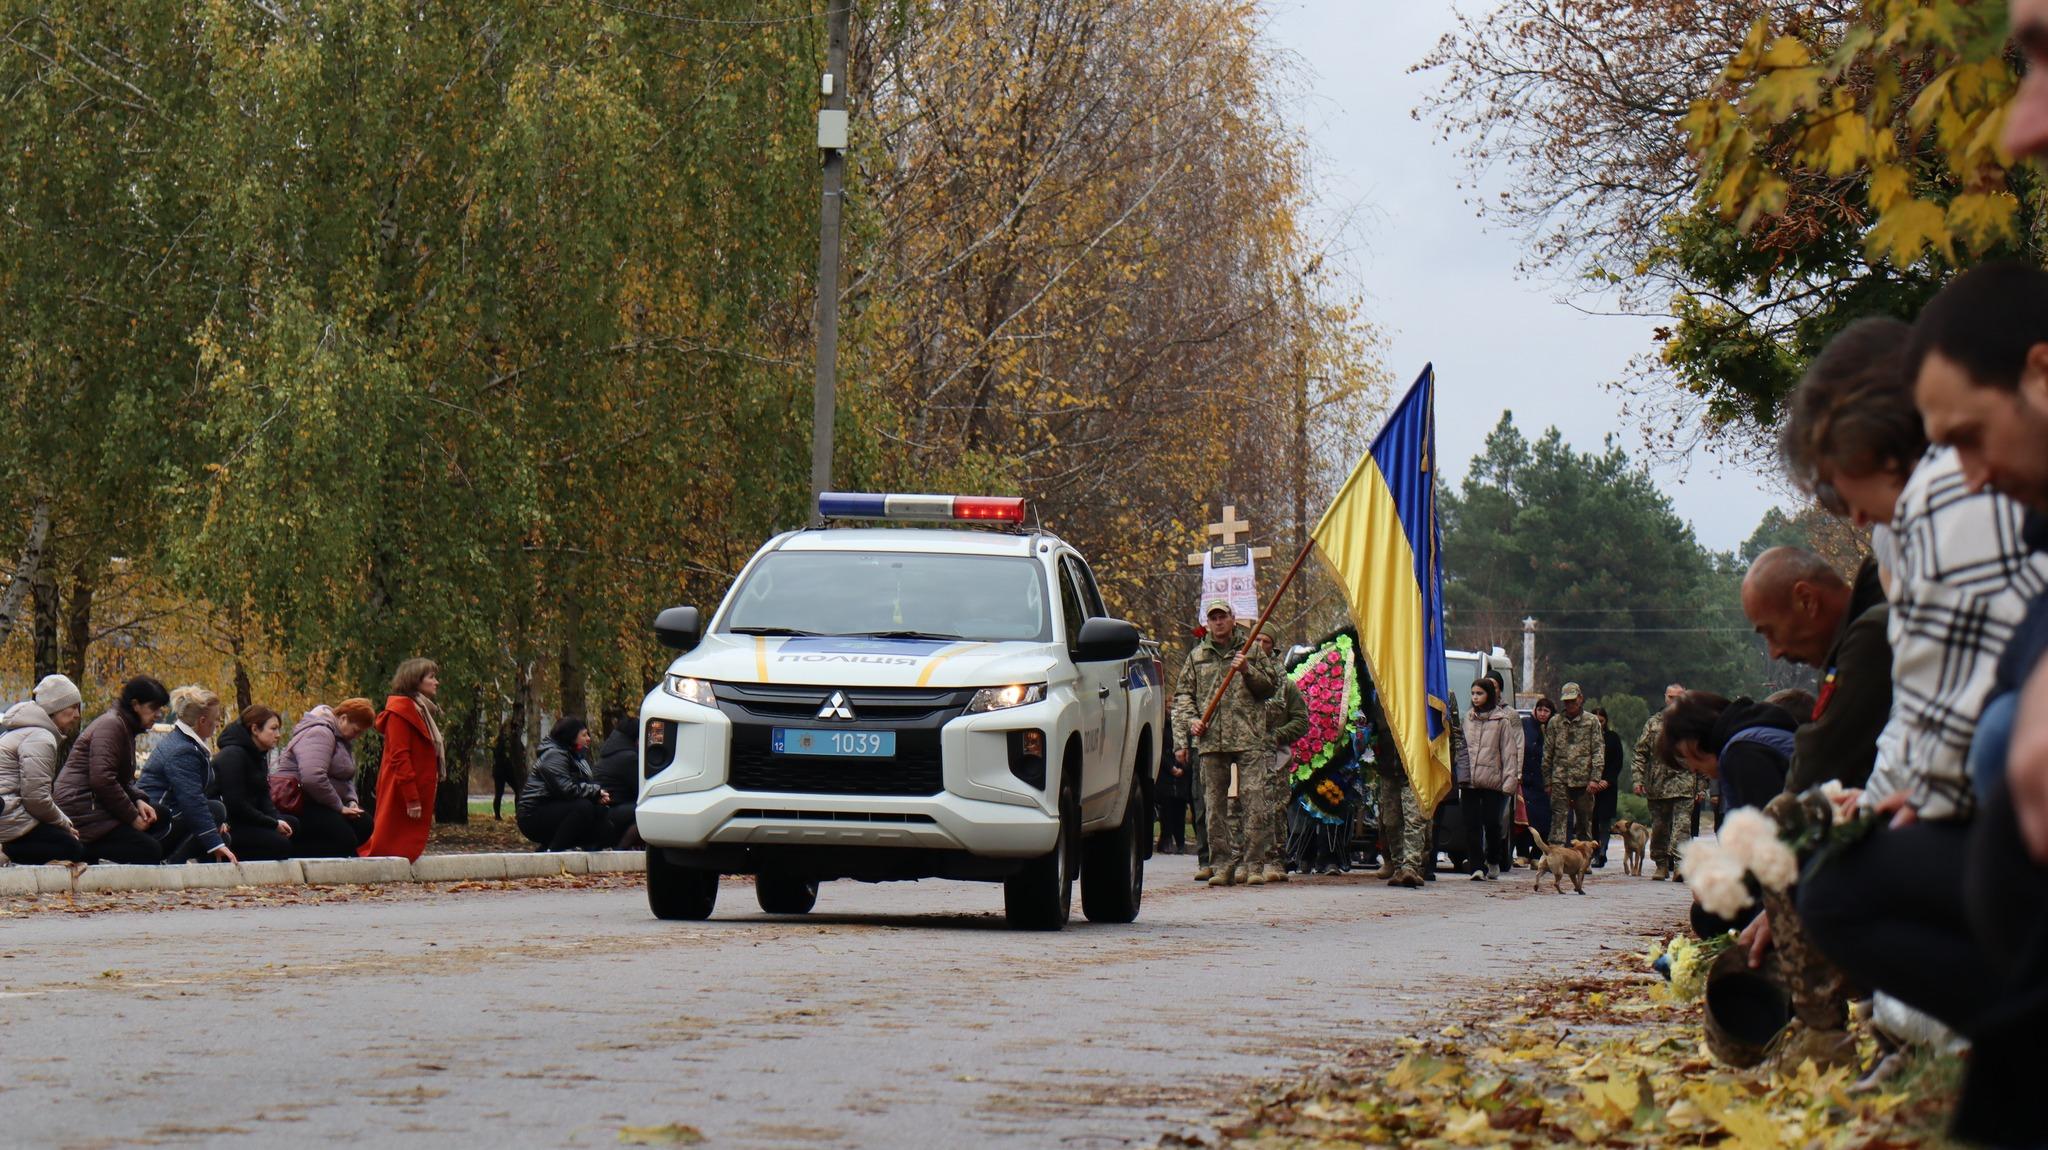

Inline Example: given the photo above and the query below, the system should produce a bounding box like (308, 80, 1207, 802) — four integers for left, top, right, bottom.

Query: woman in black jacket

(516, 717, 613, 852)
(1658, 692, 1796, 812)
(592, 714, 642, 848)
(214, 707, 297, 861)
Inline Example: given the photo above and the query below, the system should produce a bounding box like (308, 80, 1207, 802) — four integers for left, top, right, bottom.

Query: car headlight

(966, 683, 1046, 713)
(663, 675, 717, 708)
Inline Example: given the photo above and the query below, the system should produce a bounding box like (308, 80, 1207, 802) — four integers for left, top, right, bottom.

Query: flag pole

(1194, 533, 1320, 731)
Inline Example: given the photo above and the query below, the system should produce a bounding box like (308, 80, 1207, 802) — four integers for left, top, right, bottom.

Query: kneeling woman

(214, 706, 297, 861)
(517, 718, 614, 852)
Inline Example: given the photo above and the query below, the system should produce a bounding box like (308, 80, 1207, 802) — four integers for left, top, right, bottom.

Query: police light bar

(818, 492, 1028, 523)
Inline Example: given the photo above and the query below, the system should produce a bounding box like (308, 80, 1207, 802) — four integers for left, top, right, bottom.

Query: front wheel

(755, 873, 819, 915)
(1081, 782, 1145, 924)
(647, 848, 719, 921)
(1004, 788, 1077, 930)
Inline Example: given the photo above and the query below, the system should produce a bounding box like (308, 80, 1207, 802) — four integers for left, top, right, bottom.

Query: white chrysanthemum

(1688, 853, 1756, 919)
(1715, 807, 1781, 871)
(1681, 834, 1731, 873)
(1748, 836, 1800, 892)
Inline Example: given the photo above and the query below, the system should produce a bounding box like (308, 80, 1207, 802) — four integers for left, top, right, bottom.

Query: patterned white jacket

(1869, 448, 2048, 820)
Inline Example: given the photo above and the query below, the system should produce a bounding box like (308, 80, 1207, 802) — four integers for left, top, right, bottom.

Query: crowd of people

(0, 656, 640, 867)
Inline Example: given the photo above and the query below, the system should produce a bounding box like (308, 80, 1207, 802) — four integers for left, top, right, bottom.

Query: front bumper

(635, 686, 1066, 859)
(637, 788, 1059, 858)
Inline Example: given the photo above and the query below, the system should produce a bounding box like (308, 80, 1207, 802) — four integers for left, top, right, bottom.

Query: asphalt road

(1, 854, 1692, 1149)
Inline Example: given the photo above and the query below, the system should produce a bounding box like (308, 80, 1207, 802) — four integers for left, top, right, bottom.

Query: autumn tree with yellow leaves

(1421, 0, 2041, 458)
(0, 0, 1384, 815)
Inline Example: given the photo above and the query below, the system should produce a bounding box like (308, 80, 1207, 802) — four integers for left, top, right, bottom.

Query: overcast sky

(1261, 2, 1785, 553)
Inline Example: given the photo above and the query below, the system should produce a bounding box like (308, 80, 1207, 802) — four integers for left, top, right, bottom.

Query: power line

(1528, 624, 1762, 634)
(1454, 605, 1750, 615)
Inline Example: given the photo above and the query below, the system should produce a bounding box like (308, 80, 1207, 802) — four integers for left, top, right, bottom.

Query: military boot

(1372, 859, 1396, 880)
(1389, 867, 1425, 888)
(1208, 865, 1237, 888)
(1263, 864, 1288, 883)
(1193, 865, 1214, 882)
(1651, 862, 1672, 881)
(1245, 867, 1267, 886)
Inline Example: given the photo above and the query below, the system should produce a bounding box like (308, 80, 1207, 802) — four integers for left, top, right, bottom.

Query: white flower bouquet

(1680, 786, 1881, 920)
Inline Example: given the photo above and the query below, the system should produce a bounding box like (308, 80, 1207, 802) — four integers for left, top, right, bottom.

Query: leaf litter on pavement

(1174, 960, 1963, 1149)
(0, 872, 644, 919)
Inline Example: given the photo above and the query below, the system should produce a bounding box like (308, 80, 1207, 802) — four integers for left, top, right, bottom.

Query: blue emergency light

(817, 492, 1028, 523)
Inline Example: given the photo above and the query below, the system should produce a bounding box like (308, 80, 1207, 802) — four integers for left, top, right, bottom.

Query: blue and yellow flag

(1311, 365, 1452, 811)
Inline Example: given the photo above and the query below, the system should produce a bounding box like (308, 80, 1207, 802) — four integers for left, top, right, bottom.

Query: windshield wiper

(860, 630, 968, 641)
(728, 626, 826, 637)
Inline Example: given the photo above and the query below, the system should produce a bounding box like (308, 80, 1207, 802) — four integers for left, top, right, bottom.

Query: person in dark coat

(55, 677, 171, 863)
(1658, 693, 1797, 812)
(1515, 697, 1553, 862)
(214, 707, 297, 861)
(592, 713, 641, 848)
(137, 686, 234, 863)
(1155, 728, 1191, 853)
(516, 717, 614, 851)
(1590, 708, 1625, 867)
(491, 709, 527, 821)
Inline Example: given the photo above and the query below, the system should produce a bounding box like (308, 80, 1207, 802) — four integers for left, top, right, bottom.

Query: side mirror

(653, 606, 703, 652)
(1074, 617, 1141, 663)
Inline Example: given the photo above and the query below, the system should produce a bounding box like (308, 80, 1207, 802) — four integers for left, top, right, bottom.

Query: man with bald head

(1740, 547, 1891, 792)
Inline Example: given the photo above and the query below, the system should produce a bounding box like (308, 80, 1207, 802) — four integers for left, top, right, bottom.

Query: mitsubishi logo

(817, 691, 857, 721)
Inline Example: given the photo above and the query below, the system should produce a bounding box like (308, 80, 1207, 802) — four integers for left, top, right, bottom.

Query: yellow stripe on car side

(916, 642, 992, 687)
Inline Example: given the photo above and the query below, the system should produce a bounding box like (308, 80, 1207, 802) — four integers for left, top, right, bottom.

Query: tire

(755, 873, 819, 915)
(1081, 782, 1144, 924)
(646, 848, 719, 921)
(1004, 787, 1077, 931)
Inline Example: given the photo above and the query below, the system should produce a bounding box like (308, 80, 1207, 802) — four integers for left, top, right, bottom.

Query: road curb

(0, 848, 646, 897)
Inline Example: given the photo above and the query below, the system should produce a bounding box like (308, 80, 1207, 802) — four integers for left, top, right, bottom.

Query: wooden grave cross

(1185, 504, 1274, 567)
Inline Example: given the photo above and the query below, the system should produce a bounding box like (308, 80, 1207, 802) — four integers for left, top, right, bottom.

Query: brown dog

(1611, 819, 1651, 876)
(1528, 829, 1597, 894)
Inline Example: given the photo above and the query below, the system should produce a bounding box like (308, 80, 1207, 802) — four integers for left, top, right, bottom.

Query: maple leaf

(1863, 198, 1951, 265)
(1867, 164, 1913, 211)
(1945, 190, 2019, 252)
(1742, 66, 1824, 122)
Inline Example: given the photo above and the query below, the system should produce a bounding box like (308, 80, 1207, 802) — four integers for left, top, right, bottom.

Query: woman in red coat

(359, 658, 444, 860)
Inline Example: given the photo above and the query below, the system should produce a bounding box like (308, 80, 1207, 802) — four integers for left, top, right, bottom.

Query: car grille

(717, 683, 973, 798)
(712, 682, 970, 723)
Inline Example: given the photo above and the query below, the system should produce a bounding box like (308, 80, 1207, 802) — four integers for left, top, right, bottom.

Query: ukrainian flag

(1312, 365, 1452, 811)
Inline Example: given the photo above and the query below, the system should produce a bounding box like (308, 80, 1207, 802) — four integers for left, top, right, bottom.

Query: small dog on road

(1611, 819, 1651, 876)
(1528, 829, 1598, 894)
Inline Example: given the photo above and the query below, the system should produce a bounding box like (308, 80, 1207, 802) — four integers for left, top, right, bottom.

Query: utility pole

(1521, 616, 1537, 700)
(1289, 269, 1310, 646)
(809, 2, 852, 512)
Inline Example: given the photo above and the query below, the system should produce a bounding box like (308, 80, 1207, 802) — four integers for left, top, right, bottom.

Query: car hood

(671, 634, 1068, 689)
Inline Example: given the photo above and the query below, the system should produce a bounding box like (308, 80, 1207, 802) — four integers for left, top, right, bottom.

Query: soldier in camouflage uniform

(1543, 683, 1603, 845)
(1373, 720, 1434, 888)
(1171, 600, 1277, 887)
(1250, 633, 1308, 884)
(1632, 682, 1691, 880)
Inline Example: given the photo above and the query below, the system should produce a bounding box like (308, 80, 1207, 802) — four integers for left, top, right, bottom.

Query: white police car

(635, 493, 1163, 930)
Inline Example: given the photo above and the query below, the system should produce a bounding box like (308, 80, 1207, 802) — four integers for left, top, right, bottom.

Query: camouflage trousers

(1548, 782, 1594, 845)
(1242, 751, 1293, 868)
(1375, 769, 1430, 872)
(1199, 752, 1260, 873)
(1759, 884, 1851, 1032)
(1648, 796, 1693, 871)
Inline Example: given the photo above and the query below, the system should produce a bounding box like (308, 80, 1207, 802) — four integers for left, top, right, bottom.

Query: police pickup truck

(634, 492, 1164, 930)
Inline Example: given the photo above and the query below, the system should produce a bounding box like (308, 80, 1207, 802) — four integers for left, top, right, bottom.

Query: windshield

(722, 551, 1052, 643)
